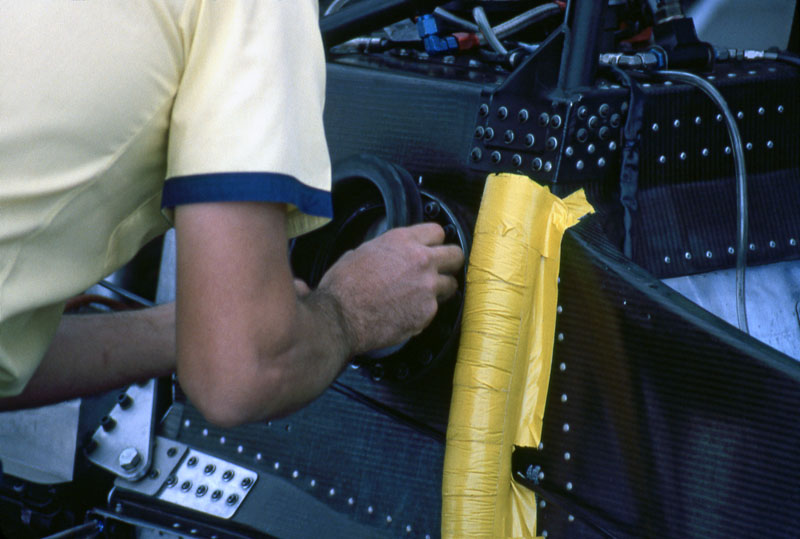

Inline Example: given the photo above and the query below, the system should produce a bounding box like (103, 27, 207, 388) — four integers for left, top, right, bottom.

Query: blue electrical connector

(416, 14, 460, 55)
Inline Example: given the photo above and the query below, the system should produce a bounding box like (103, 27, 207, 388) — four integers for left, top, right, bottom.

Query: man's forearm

(0, 303, 175, 411)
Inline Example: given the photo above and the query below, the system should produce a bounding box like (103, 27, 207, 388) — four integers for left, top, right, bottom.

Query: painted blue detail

(417, 13, 460, 55)
(162, 172, 333, 218)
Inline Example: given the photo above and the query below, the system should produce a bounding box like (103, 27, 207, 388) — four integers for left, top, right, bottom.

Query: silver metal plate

(158, 448, 258, 520)
(87, 379, 157, 480)
(116, 437, 188, 497)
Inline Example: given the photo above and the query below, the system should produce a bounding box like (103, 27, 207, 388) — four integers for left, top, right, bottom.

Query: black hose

(776, 51, 800, 68)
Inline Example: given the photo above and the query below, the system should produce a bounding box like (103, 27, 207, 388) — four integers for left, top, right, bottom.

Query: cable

(324, 0, 352, 17)
(652, 70, 749, 333)
(492, 3, 564, 40)
(473, 6, 508, 56)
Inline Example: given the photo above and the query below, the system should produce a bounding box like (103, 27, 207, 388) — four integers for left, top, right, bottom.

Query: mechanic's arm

(0, 303, 175, 411)
(175, 201, 463, 427)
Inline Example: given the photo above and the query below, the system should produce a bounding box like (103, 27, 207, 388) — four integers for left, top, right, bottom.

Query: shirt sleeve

(162, 0, 332, 238)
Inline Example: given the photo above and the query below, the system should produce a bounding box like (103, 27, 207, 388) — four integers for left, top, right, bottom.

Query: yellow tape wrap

(442, 174, 593, 538)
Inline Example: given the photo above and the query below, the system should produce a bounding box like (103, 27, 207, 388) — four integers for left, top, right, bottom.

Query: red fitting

(454, 32, 481, 51)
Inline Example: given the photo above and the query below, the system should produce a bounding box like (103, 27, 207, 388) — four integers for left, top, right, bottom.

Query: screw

(211, 490, 223, 501)
(226, 494, 240, 506)
(222, 470, 235, 482)
(204, 464, 216, 475)
(118, 447, 141, 471)
(167, 447, 178, 458)
(100, 415, 116, 432)
(241, 477, 253, 490)
(166, 475, 178, 488)
(423, 201, 441, 218)
(181, 480, 193, 492)
(187, 456, 198, 468)
(117, 393, 133, 410)
(148, 469, 160, 480)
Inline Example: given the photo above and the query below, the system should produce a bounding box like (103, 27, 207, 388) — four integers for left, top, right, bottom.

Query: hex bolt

(241, 477, 253, 490)
(117, 393, 133, 410)
(423, 201, 441, 219)
(226, 494, 240, 506)
(204, 464, 216, 475)
(118, 447, 141, 471)
(222, 470, 235, 482)
(100, 415, 116, 432)
(211, 490, 223, 501)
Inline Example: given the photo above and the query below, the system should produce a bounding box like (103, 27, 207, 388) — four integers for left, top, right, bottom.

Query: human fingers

(293, 278, 311, 297)
(436, 274, 459, 301)
(403, 222, 446, 246)
(430, 244, 465, 274)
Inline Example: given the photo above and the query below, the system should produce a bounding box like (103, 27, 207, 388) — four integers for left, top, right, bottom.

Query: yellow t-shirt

(0, 0, 332, 396)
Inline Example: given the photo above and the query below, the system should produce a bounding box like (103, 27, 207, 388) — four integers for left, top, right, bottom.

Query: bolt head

(118, 447, 141, 471)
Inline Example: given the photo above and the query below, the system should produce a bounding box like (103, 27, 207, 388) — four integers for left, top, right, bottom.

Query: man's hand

(317, 223, 464, 355)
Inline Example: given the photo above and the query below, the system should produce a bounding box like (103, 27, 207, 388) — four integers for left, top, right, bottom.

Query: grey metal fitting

(118, 447, 141, 471)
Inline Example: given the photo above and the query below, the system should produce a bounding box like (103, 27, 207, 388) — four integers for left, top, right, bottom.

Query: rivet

(540, 500, 547, 508)
(542, 531, 548, 538)
(532, 158, 543, 171)
(226, 494, 239, 506)
(551, 115, 563, 129)
(518, 109, 529, 123)
(576, 160, 585, 171)
(716, 114, 723, 122)
(587, 116, 599, 129)
(565, 146, 574, 157)
(746, 142, 753, 150)
(202, 429, 208, 437)
(728, 246, 735, 254)
(737, 111, 744, 120)
(680, 152, 687, 160)
(664, 256, 671, 264)
(166, 475, 178, 488)
(173, 523, 181, 529)
(577, 106, 588, 119)
(728, 72, 737, 78)
(222, 470, 234, 482)
(187, 456, 198, 468)
(511, 154, 522, 167)
(274, 462, 280, 470)
(561, 394, 568, 403)
(609, 141, 618, 151)
(778, 105, 785, 114)
(707, 75, 716, 80)
(237, 445, 244, 454)
(652, 123, 660, 132)
(685, 252, 692, 260)
(525, 133, 535, 147)
(310, 479, 316, 487)
(599, 103, 611, 117)
(256, 453, 263, 461)
(219, 436, 226, 445)
(504, 129, 515, 143)
(181, 480, 193, 492)
(183, 419, 190, 427)
(695, 116, 702, 125)
(190, 530, 198, 535)
(543, 161, 553, 172)
(546, 137, 558, 151)
(328, 488, 336, 497)
(791, 238, 797, 246)
(566, 482, 573, 491)
(484, 127, 495, 141)
(767, 140, 774, 149)
(204, 464, 216, 475)
(557, 305, 563, 314)
(196, 485, 208, 497)
(702, 148, 709, 157)
(292, 470, 299, 479)
(387, 515, 393, 523)
(749, 243, 757, 251)
(659, 155, 666, 164)
(497, 106, 508, 120)
(479, 104, 489, 116)
(610, 113, 621, 128)
(148, 469, 160, 480)
(559, 362, 566, 372)
(406, 525, 413, 533)
(100, 415, 117, 432)
(673, 119, 681, 128)
(539, 112, 550, 126)
(538, 471, 545, 481)
(211, 489, 222, 501)
(770, 240, 777, 248)
(538, 442, 544, 450)
(564, 452, 571, 461)
(576, 128, 588, 143)
(758, 107, 766, 116)
(563, 423, 570, 432)
(748, 70, 757, 75)
(569, 515, 575, 522)
(725, 146, 732, 154)
(587, 143, 596, 154)
(557, 333, 564, 342)
(474, 126, 485, 139)
(705, 251, 713, 259)
(490, 151, 502, 164)
(368, 506, 374, 514)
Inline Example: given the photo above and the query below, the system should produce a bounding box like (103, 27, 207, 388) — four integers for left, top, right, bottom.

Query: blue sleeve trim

(162, 172, 333, 218)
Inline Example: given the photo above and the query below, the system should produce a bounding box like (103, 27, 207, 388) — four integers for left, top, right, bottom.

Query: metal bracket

(86, 379, 157, 480)
(115, 436, 258, 520)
